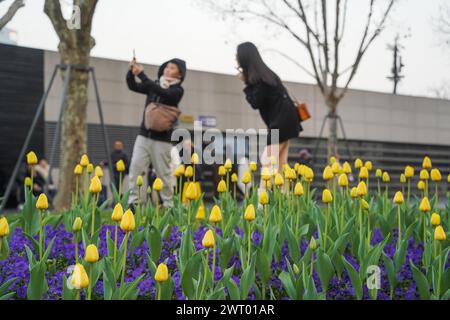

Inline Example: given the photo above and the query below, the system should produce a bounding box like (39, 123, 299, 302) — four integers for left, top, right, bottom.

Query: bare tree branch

(0, 0, 24, 30)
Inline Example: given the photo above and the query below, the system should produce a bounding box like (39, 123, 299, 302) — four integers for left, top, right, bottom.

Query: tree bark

(44, 0, 98, 211)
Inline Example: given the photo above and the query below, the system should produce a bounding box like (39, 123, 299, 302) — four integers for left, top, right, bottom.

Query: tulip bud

(356, 181, 367, 197)
(72, 217, 82, 232)
(274, 173, 284, 186)
(338, 173, 348, 187)
(87, 163, 94, 174)
(343, 162, 352, 174)
(0, 217, 10, 237)
(153, 178, 163, 192)
(360, 199, 369, 210)
(242, 171, 251, 185)
(84, 244, 99, 263)
(331, 162, 341, 175)
(231, 173, 238, 183)
(178, 164, 185, 176)
(350, 187, 358, 198)
(154, 263, 169, 282)
(293, 263, 300, 275)
(430, 168, 441, 182)
(74, 165, 83, 176)
(184, 166, 193, 178)
(120, 209, 135, 232)
(259, 190, 269, 205)
(80, 154, 89, 167)
(309, 236, 318, 251)
(323, 166, 333, 181)
(209, 205, 223, 223)
(202, 229, 215, 248)
(191, 153, 199, 165)
(136, 175, 143, 187)
(322, 189, 333, 203)
(430, 213, 441, 226)
(354, 158, 363, 169)
(26, 151, 38, 165)
(359, 167, 369, 180)
(329, 156, 336, 164)
(261, 167, 271, 181)
(116, 160, 125, 172)
(224, 159, 232, 171)
(447, 174, 450, 183)
(244, 204, 255, 221)
(400, 174, 406, 184)
(422, 156, 432, 169)
(89, 175, 102, 194)
(218, 166, 226, 177)
(111, 203, 124, 222)
(364, 161, 373, 171)
(249, 161, 257, 172)
(36, 193, 49, 210)
(417, 180, 425, 190)
(217, 180, 227, 193)
(419, 197, 431, 212)
(420, 169, 429, 181)
(70, 263, 89, 290)
(94, 166, 103, 178)
(393, 191, 404, 204)
(404, 165, 414, 178)
(382, 172, 390, 183)
(434, 225, 446, 241)
(196, 203, 205, 220)
(294, 182, 304, 196)
(147, 186, 152, 195)
(185, 182, 198, 201)
(304, 167, 314, 181)
(24, 177, 32, 187)
(375, 169, 382, 178)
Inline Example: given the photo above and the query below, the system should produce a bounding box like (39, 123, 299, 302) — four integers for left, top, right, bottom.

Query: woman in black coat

(236, 42, 302, 175)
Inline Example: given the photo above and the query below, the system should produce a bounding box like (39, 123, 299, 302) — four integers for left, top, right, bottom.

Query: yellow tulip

(329, 156, 336, 164)
(224, 159, 232, 171)
(420, 169, 429, 181)
(87, 163, 94, 174)
(89, 175, 102, 194)
(84, 244, 99, 263)
(393, 191, 404, 204)
(274, 173, 284, 186)
(259, 190, 269, 205)
(70, 263, 89, 290)
(218, 166, 226, 177)
(209, 205, 223, 223)
(304, 167, 314, 181)
(196, 203, 205, 220)
(343, 162, 352, 174)
(191, 153, 199, 165)
(331, 162, 341, 175)
(294, 182, 304, 196)
(422, 156, 432, 169)
(297, 164, 306, 176)
(74, 164, 83, 176)
(261, 167, 271, 181)
(217, 180, 227, 193)
(404, 165, 414, 178)
(153, 178, 163, 192)
(447, 174, 450, 183)
(24, 177, 32, 187)
(360, 199, 370, 210)
(202, 229, 215, 248)
(354, 158, 363, 169)
(338, 173, 348, 187)
(0, 217, 9, 237)
(36, 193, 49, 210)
(417, 180, 425, 190)
(375, 169, 382, 178)
(80, 154, 89, 167)
(155, 263, 169, 282)
(242, 171, 251, 185)
(382, 172, 390, 183)
(434, 225, 446, 241)
(249, 161, 257, 172)
(419, 197, 431, 213)
(322, 189, 333, 203)
(350, 187, 358, 198)
(400, 174, 406, 184)
(356, 181, 367, 197)
(309, 236, 318, 251)
(72, 217, 82, 232)
(185, 182, 198, 201)
(431, 168, 442, 182)
(323, 166, 333, 181)
(364, 161, 373, 171)
(359, 167, 369, 180)
(244, 204, 256, 221)
(430, 213, 441, 226)
(26, 151, 38, 165)
(120, 209, 135, 232)
(94, 166, 103, 178)
(231, 173, 238, 183)
(184, 165, 193, 178)
(116, 160, 125, 172)
(111, 203, 124, 222)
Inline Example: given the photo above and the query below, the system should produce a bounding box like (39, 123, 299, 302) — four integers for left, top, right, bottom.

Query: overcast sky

(2, 0, 449, 98)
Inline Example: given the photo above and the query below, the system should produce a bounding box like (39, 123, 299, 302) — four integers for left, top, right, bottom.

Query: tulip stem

(118, 172, 122, 201)
(323, 205, 329, 252)
(437, 242, 442, 297)
(30, 166, 34, 193)
(423, 215, 427, 247)
(247, 222, 252, 268)
(359, 201, 363, 252)
(90, 193, 97, 238)
(157, 282, 161, 300)
(397, 205, 401, 249)
(120, 232, 130, 291)
(340, 188, 345, 234)
(435, 183, 439, 210)
(407, 179, 411, 204)
(113, 223, 118, 266)
(155, 193, 159, 227)
(199, 250, 209, 299)
(212, 228, 217, 288)
(74, 233, 78, 263)
(296, 197, 301, 237)
(39, 209, 43, 261)
(87, 264, 93, 300)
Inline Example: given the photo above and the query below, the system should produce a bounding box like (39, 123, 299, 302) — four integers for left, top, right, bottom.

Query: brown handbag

(294, 101, 311, 122)
(144, 102, 181, 132)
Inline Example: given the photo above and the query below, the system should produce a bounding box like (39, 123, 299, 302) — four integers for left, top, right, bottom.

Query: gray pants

(128, 135, 174, 208)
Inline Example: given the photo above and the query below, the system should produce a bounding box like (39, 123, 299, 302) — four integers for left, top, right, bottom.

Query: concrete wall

(44, 50, 450, 146)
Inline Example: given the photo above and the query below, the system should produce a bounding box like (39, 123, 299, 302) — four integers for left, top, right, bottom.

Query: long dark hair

(236, 42, 279, 86)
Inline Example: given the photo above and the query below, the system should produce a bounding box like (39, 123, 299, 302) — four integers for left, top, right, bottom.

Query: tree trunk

(326, 100, 339, 160)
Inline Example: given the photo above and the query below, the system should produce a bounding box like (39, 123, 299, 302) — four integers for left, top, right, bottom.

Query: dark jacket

(244, 80, 302, 144)
(126, 58, 186, 143)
